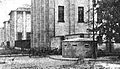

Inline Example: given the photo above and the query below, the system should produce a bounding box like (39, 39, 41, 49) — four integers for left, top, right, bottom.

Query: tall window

(17, 32, 22, 40)
(58, 6, 64, 22)
(26, 32, 31, 40)
(78, 7, 84, 23)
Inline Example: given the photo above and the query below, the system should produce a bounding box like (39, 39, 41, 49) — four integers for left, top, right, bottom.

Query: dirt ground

(0, 55, 120, 69)
(0, 56, 76, 69)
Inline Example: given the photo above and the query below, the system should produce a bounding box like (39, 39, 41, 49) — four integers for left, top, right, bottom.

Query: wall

(31, 0, 51, 49)
(51, 37, 61, 49)
(0, 28, 4, 46)
(16, 11, 31, 39)
(55, 0, 92, 36)
(3, 21, 10, 45)
(17, 11, 23, 32)
(26, 12, 31, 32)
(9, 11, 16, 47)
(55, 0, 69, 36)
(7, 22, 10, 42)
(62, 41, 93, 58)
(31, 0, 93, 49)
(9, 9, 31, 47)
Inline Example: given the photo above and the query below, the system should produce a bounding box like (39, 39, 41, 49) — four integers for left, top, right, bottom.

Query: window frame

(78, 7, 84, 23)
(17, 32, 22, 40)
(80, 34, 84, 38)
(84, 44, 90, 48)
(58, 6, 65, 22)
(26, 32, 31, 40)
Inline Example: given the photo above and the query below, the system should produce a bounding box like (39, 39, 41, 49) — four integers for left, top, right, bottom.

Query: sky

(0, 0, 31, 28)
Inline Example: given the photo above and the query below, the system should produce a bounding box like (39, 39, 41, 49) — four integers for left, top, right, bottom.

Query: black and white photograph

(0, 0, 120, 69)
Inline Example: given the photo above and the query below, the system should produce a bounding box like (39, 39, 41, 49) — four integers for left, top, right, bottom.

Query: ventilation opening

(85, 44, 89, 48)
(72, 44, 77, 46)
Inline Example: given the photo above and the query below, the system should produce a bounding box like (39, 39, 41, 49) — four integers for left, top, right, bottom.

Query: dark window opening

(72, 44, 77, 46)
(27, 32, 31, 40)
(17, 32, 22, 40)
(85, 44, 89, 48)
(58, 6, 64, 22)
(61, 36, 65, 40)
(64, 45, 67, 46)
(80, 34, 84, 38)
(78, 7, 84, 23)
(6, 41, 10, 48)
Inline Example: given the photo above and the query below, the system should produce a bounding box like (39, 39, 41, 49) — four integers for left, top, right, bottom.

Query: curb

(48, 56, 78, 61)
(48, 56, 114, 62)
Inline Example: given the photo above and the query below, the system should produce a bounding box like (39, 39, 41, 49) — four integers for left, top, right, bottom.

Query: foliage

(94, 0, 120, 43)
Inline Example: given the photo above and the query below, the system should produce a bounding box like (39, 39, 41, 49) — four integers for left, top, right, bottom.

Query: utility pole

(54, 0, 55, 37)
(93, 0, 97, 59)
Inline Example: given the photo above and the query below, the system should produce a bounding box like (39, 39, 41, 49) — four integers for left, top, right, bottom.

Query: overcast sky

(0, 0, 31, 28)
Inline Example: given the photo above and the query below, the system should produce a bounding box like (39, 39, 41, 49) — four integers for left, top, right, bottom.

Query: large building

(9, 7, 31, 47)
(31, 0, 95, 49)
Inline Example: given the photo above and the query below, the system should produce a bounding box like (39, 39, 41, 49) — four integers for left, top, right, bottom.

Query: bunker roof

(63, 38, 94, 42)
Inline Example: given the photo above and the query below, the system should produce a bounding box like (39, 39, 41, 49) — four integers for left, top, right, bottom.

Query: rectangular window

(64, 45, 67, 47)
(26, 32, 31, 40)
(61, 36, 65, 40)
(80, 34, 84, 38)
(78, 7, 84, 23)
(85, 44, 89, 48)
(72, 44, 77, 46)
(58, 6, 64, 22)
(17, 32, 22, 40)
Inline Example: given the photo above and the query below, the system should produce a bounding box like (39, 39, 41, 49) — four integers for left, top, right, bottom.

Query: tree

(94, 0, 120, 52)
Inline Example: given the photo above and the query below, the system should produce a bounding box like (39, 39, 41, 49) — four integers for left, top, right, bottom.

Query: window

(72, 44, 77, 46)
(78, 7, 84, 23)
(58, 6, 64, 22)
(64, 45, 67, 47)
(61, 36, 65, 40)
(85, 44, 89, 48)
(17, 32, 22, 40)
(27, 32, 31, 40)
(80, 34, 84, 38)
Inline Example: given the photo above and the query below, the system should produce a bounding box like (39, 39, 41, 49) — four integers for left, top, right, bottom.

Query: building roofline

(9, 10, 31, 15)
(3, 21, 8, 24)
(8, 10, 15, 15)
(9, 7, 31, 15)
(63, 38, 94, 42)
(3, 20, 10, 24)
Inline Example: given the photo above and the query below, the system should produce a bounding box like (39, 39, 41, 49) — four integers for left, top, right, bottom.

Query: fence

(97, 42, 120, 56)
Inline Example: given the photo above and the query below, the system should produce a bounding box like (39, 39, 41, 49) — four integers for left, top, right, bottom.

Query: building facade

(0, 27, 5, 47)
(3, 21, 10, 46)
(31, 0, 94, 49)
(9, 7, 31, 47)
